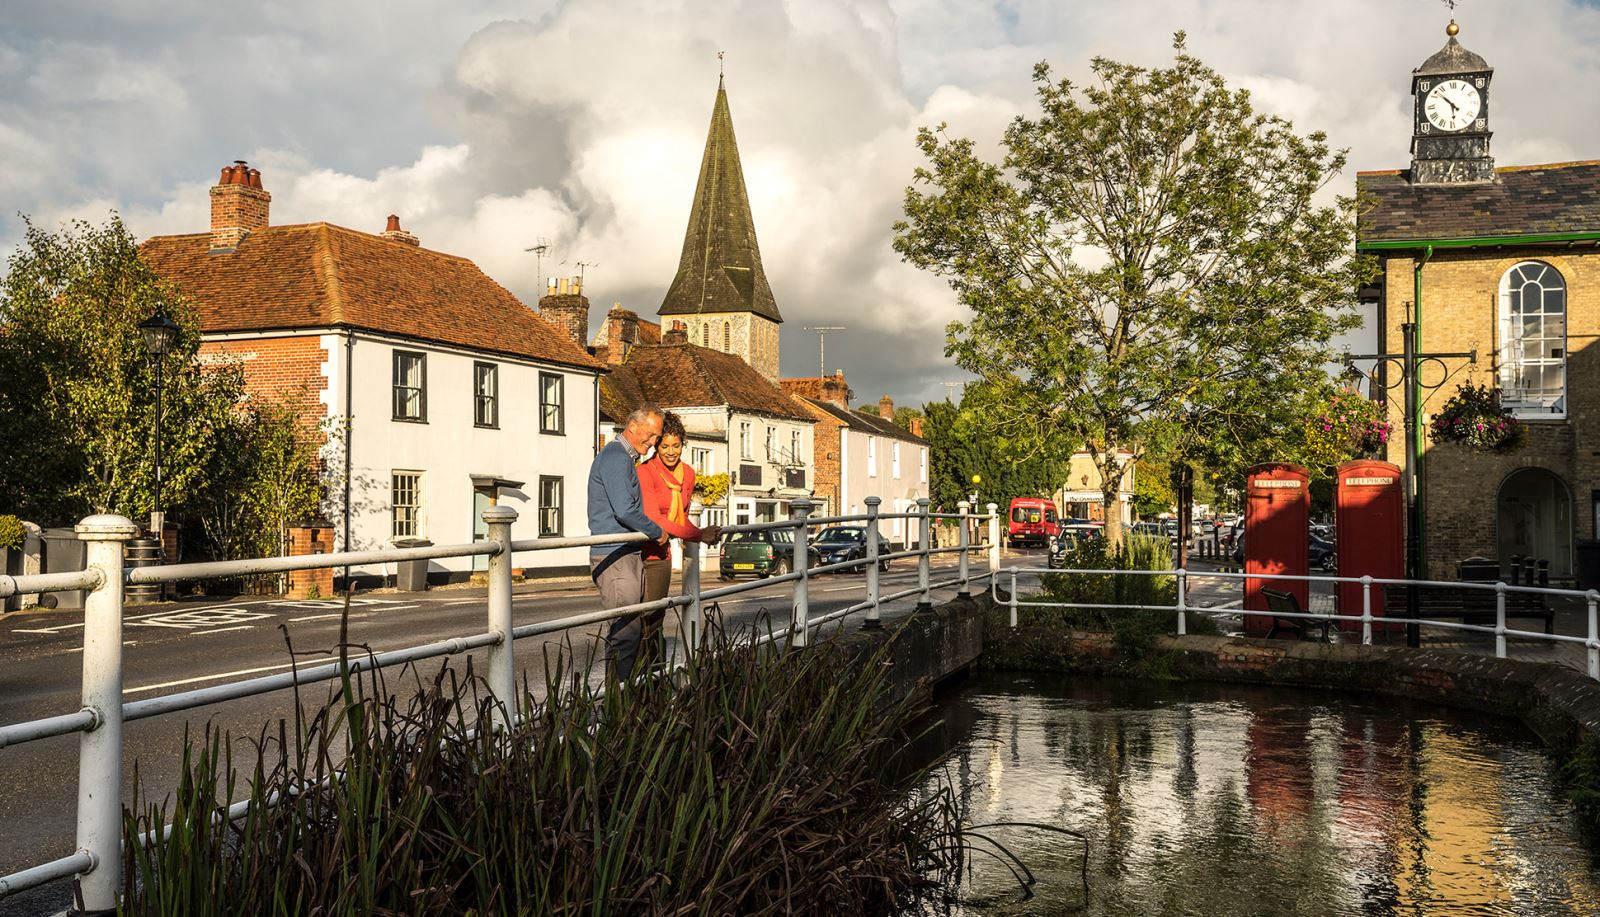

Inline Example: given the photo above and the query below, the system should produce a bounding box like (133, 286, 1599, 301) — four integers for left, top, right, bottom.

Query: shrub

(0, 514, 23, 551)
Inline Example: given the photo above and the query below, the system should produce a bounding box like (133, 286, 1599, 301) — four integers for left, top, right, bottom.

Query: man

(587, 404, 669, 681)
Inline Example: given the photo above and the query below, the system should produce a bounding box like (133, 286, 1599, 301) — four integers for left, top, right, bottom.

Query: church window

(723, 322, 731, 351)
(701, 324, 709, 347)
(1498, 261, 1566, 418)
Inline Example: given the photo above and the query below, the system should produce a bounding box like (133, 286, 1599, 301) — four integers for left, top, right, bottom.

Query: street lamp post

(138, 308, 180, 540)
(1346, 321, 1475, 647)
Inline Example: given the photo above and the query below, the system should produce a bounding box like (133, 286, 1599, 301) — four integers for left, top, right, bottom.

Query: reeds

(119, 617, 964, 916)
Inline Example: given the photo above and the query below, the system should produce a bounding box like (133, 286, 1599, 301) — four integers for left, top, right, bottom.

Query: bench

(1382, 584, 1554, 634)
(1260, 588, 1332, 643)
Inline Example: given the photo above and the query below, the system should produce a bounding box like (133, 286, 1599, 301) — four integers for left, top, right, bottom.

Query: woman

(636, 411, 717, 672)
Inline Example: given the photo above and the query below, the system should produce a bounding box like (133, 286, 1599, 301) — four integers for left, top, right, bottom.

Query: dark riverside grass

(117, 617, 965, 916)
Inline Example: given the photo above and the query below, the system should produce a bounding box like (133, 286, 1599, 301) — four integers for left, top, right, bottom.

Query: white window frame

(919, 447, 928, 483)
(539, 372, 566, 434)
(765, 425, 775, 461)
(473, 361, 498, 429)
(538, 475, 563, 537)
(867, 436, 877, 477)
(739, 421, 753, 460)
(1498, 260, 1567, 418)
(391, 471, 423, 539)
(690, 446, 713, 472)
(892, 442, 901, 479)
(790, 429, 802, 464)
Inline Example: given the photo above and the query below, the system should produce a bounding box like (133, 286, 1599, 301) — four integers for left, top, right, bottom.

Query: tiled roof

(591, 313, 662, 348)
(802, 398, 926, 445)
(1358, 161, 1600, 243)
(140, 223, 604, 371)
(658, 78, 783, 323)
(1415, 35, 1489, 76)
(598, 343, 813, 422)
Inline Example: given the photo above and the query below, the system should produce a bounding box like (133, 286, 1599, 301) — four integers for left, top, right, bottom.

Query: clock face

(1424, 79, 1482, 132)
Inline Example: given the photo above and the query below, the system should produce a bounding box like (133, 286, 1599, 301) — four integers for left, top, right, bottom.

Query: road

(0, 552, 1011, 915)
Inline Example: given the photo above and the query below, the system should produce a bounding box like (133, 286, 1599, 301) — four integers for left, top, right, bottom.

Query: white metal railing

(0, 498, 1001, 907)
(994, 565, 1600, 679)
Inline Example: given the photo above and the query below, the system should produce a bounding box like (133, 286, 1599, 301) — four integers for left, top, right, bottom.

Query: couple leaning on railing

(587, 404, 724, 682)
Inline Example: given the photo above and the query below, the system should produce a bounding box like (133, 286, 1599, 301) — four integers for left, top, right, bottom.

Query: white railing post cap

(75, 515, 139, 541)
(986, 502, 997, 512)
(916, 497, 930, 507)
(788, 498, 815, 514)
(481, 504, 518, 524)
(864, 496, 881, 507)
(958, 500, 970, 511)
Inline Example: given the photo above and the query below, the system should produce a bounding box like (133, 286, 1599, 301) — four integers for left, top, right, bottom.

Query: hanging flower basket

(1304, 388, 1391, 465)
(1429, 383, 1526, 453)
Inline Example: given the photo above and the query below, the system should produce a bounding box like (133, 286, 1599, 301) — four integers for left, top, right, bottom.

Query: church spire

(658, 74, 783, 324)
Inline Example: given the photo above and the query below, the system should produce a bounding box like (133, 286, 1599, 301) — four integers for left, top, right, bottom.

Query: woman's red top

(636, 456, 700, 561)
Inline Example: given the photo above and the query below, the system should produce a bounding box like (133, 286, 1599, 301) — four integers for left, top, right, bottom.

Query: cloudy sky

(5, 0, 1600, 407)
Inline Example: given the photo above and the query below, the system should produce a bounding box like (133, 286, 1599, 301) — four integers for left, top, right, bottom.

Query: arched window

(701, 324, 709, 347)
(1499, 261, 1566, 417)
(723, 321, 731, 352)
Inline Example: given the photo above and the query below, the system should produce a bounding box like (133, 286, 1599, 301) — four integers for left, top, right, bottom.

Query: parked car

(1049, 523, 1103, 568)
(720, 529, 821, 579)
(1007, 497, 1060, 548)
(1130, 521, 1176, 545)
(811, 525, 891, 573)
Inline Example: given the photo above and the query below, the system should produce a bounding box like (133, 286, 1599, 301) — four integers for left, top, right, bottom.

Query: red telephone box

(1244, 463, 1310, 636)
(1334, 460, 1404, 633)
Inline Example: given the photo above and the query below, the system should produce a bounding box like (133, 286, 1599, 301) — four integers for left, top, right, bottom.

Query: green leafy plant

(1430, 382, 1526, 453)
(0, 515, 24, 551)
(1303, 388, 1391, 465)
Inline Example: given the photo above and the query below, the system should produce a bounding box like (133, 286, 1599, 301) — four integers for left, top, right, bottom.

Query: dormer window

(1498, 261, 1566, 418)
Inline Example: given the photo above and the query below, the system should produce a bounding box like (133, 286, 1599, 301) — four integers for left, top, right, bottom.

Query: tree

(1132, 460, 1175, 519)
(895, 36, 1375, 543)
(0, 216, 244, 523)
(922, 384, 1061, 514)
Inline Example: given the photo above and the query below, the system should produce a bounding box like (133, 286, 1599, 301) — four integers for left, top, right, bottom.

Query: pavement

(0, 550, 1022, 916)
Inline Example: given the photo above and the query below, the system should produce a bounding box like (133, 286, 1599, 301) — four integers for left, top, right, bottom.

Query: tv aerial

(802, 325, 845, 378)
(523, 237, 552, 280)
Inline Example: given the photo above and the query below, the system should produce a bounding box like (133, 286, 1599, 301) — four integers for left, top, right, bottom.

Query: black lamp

(138, 307, 179, 542)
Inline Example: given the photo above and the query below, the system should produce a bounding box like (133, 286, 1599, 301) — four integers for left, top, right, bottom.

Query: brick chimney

(780, 370, 852, 410)
(598, 304, 642, 364)
(380, 214, 420, 246)
(878, 394, 895, 422)
(209, 160, 270, 251)
(662, 320, 688, 346)
(909, 416, 925, 438)
(538, 276, 589, 349)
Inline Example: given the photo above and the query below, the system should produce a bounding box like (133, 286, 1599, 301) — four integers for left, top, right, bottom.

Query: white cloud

(6, 0, 1600, 407)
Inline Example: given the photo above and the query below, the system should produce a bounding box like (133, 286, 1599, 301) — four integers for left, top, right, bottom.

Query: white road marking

(128, 609, 275, 630)
(444, 599, 479, 606)
(127, 661, 302, 695)
(12, 628, 63, 634)
(383, 604, 420, 611)
(289, 612, 346, 622)
(191, 625, 254, 636)
(69, 641, 138, 652)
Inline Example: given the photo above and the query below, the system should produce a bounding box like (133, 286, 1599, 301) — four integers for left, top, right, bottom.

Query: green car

(719, 529, 821, 579)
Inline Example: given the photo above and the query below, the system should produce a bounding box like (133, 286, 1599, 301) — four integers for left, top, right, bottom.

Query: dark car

(1048, 523, 1103, 568)
(719, 529, 822, 579)
(812, 526, 892, 573)
(1231, 534, 1337, 572)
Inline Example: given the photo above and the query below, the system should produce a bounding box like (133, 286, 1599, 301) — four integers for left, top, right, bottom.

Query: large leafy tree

(922, 385, 1062, 515)
(0, 216, 242, 522)
(895, 36, 1375, 542)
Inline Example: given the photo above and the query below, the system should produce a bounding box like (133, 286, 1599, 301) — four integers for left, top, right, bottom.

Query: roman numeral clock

(1411, 20, 1495, 185)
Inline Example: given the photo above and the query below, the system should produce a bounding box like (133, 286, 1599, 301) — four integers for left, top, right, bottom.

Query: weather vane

(717, 50, 725, 77)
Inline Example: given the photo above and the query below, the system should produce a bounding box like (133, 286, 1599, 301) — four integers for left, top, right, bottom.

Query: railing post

(863, 496, 882, 629)
(483, 504, 517, 731)
(1588, 590, 1599, 681)
(789, 499, 813, 648)
(75, 513, 138, 915)
(1361, 575, 1373, 646)
(683, 531, 703, 654)
(916, 497, 932, 610)
(1175, 568, 1187, 636)
(1495, 581, 1507, 659)
(986, 502, 999, 576)
(1008, 567, 1019, 628)
(957, 500, 971, 598)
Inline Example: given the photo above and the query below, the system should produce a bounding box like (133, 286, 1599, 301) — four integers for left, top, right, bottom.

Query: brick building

(1357, 22, 1600, 581)
(781, 374, 929, 546)
(142, 162, 607, 582)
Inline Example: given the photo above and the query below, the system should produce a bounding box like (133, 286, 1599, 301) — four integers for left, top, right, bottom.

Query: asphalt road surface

(0, 552, 1014, 916)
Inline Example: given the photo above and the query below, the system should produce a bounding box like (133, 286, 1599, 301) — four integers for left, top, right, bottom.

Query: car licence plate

(733, 563, 755, 570)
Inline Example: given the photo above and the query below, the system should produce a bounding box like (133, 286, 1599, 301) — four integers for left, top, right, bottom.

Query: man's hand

(699, 526, 722, 545)
(655, 530, 670, 545)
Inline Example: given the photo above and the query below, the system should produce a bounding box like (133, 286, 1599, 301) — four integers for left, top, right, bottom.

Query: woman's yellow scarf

(657, 461, 687, 526)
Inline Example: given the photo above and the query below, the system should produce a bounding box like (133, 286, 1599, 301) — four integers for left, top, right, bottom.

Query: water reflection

(912, 674, 1600, 916)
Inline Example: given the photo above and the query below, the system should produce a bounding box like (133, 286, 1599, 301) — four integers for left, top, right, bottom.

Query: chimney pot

(878, 394, 894, 421)
(247, 168, 262, 189)
(210, 159, 270, 251)
(386, 214, 401, 232)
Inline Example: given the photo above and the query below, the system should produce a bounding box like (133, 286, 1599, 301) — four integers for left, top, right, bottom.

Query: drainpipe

(342, 329, 355, 583)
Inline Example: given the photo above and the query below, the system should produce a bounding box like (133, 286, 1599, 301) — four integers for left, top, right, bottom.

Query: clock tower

(1411, 20, 1494, 184)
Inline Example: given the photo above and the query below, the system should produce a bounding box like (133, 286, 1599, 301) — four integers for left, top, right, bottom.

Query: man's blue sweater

(587, 436, 663, 559)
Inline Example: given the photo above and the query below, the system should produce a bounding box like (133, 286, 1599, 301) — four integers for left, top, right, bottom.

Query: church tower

(1410, 20, 1495, 185)
(658, 75, 783, 380)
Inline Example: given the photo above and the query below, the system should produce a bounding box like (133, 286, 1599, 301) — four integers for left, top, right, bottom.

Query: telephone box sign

(1243, 462, 1311, 636)
(1335, 459, 1404, 633)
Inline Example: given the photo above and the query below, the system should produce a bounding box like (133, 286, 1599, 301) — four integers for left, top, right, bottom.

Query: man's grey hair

(626, 403, 663, 427)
